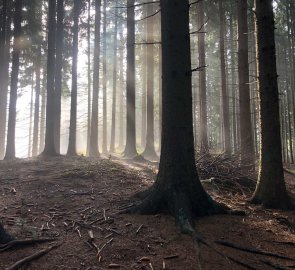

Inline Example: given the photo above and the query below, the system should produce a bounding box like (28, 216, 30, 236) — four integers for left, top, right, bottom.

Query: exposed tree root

(0, 224, 14, 245)
(0, 238, 57, 252)
(5, 243, 61, 270)
(215, 240, 295, 261)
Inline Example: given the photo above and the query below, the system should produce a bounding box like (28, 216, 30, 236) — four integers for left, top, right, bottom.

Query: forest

(0, 0, 294, 269)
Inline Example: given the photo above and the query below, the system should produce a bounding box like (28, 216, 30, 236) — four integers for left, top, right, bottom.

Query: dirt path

(0, 156, 294, 269)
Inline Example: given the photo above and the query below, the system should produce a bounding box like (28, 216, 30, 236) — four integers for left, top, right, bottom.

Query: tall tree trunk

(125, 0, 224, 231)
(39, 71, 46, 153)
(4, 0, 22, 160)
(28, 76, 34, 157)
(32, 45, 41, 156)
(110, 0, 118, 153)
(67, 0, 80, 156)
(102, 0, 107, 154)
(238, 0, 255, 166)
(124, 0, 137, 158)
(143, 2, 157, 160)
(86, 0, 91, 156)
(54, 0, 64, 154)
(0, 0, 11, 159)
(118, 30, 124, 149)
(89, 0, 101, 157)
(42, 0, 57, 156)
(251, 0, 292, 209)
(218, 0, 231, 155)
(198, 0, 208, 152)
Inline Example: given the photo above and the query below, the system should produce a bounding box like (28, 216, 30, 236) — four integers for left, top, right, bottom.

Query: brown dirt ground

(0, 156, 294, 270)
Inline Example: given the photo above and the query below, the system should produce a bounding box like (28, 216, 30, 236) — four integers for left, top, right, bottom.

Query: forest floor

(0, 156, 294, 270)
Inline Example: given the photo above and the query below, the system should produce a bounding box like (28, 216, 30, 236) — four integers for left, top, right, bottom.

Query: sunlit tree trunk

(86, 0, 91, 156)
(110, 0, 118, 153)
(251, 0, 292, 209)
(4, 0, 22, 160)
(42, 0, 57, 156)
(89, 0, 101, 157)
(124, 0, 137, 158)
(67, 0, 80, 156)
(54, 0, 64, 154)
(119, 30, 125, 149)
(28, 76, 34, 157)
(238, 0, 254, 166)
(218, 0, 231, 155)
(143, 2, 157, 160)
(39, 71, 46, 153)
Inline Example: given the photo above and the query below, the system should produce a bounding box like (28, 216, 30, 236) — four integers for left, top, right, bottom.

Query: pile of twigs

(196, 152, 257, 195)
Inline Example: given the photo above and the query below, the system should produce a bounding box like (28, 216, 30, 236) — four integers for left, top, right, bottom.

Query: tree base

(142, 147, 159, 161)
(250, 194, 294, 210)
(0, 223, 14, 244)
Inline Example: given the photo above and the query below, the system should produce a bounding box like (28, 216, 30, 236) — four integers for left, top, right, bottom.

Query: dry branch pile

(196, 152, 257, 195)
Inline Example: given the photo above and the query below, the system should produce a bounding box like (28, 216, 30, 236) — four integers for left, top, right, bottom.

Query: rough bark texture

(143, 2, 157, 160)
(124, 0, 137, 158)
(238, 0, 254, 166)
(218, 0, 231, 155)
(54, 0, 64, 154)
(110, 0, 118, 153)
(4, 0, 22, 160)
(86, 0, 91, 156)
(42, 0, 57, 157)
(251, 0, 292, 209)
(89, 0, 101, 157)
(67, 0, 79, 156)
(198, 0, 208, 153)
(126, 0, 223, 229)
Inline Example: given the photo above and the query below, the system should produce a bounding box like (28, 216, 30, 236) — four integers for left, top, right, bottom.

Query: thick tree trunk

(4, 0, 22, 160)
(126, 0, 223, 230)
(39, 73, 46, 153)
(198, 0, 208, 153)
(67, 0, 80, 156)
(238, 0, 255, 166)
(110, 0, 118, 153)
(143, 3, 157, 160)
(218, 0, 231, 155)
(89, 0, 101, 157)
(251, 0, 292, 209)
(28, 77, 34, 157)
(124, 0, 137, 158)
(54, 0, 64, 154)
(42, 0, 57, 156)
(118, 31, 124, 149)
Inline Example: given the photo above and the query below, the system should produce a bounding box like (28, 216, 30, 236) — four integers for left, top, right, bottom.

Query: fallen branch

(0, 238, 56, 252)
(5, 243, 61, 270)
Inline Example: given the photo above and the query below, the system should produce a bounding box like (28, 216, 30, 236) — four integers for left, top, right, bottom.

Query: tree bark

(86, 0, 91, 156)
(124, 0, 137, 158)
(102, 0, 107, 154)
(67, 0, 80, 156)
(54, 0, 64, 154)
(238, 0, 255, 166)
(4, 0, 22, 160)
(42, 0, 57, 156)
(110, 0, 118, 153)
(89, 0, 101, 157)
(126, 0, 223, 230)
(251, 0, 292, 209)
(218, 0, 231, 155)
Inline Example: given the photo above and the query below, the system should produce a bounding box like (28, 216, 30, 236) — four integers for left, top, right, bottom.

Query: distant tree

(237, 0, 254, 166)
(67, 0, 80, 156)
(89, 0, 102, 157)
(124, 0, 137, 158)
(4, 0, 23, 160)
(251, 0, 293, 209)
(42, 0, 57, 157)
(110, 0, 119, 153)
(218, 0, 231, 155)
(143, 2, 157, 160)
(198, 0, 209, 153)
(54, 0, 64, 154)
(102, 0, 107, 154)
(125, 0, 223, 231)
